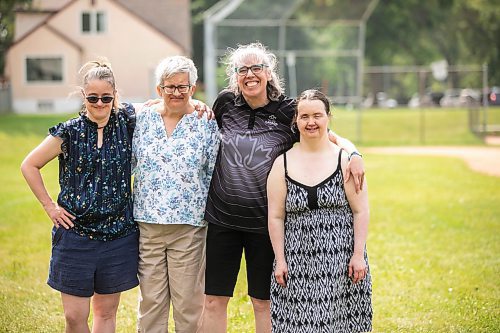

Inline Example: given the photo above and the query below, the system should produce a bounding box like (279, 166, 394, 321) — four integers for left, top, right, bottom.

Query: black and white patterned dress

(270, 150, 372, 333)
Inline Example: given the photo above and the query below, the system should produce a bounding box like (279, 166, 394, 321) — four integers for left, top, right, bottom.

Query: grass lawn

(0, 111, 499, 332)
(330, 107, 500, 146)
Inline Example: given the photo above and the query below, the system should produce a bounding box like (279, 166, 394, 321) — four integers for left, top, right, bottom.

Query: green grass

(331, 107, 500, 145)
(0, 111, 499, 332)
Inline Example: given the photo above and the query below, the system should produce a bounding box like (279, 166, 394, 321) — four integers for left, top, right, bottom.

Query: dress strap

(283, 152, 289, 176)
(338, 148, 344, 165)
(337, 148, 344, 173)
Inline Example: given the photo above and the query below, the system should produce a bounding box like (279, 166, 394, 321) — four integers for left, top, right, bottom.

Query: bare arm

(341, 151, 369, 284)
(328, 130, 357, 154)
(328, 130, 365, 193)
(20, 136, 75, 229)
(267, 155, 288, 287)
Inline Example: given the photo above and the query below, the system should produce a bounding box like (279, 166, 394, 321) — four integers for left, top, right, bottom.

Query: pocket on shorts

(51, 226, 65, 248)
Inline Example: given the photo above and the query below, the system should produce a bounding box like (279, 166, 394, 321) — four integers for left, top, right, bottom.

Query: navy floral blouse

(49, 103, 137, 241)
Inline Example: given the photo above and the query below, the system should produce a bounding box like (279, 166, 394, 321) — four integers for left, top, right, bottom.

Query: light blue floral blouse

(132, 106, 220, 226)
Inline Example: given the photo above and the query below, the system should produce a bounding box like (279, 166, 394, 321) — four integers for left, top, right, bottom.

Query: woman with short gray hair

(133, 55, 220, 333)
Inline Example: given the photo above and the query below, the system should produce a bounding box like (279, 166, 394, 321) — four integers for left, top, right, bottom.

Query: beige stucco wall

(6, 26, 82, 113)
(32, 0, 70, 10)
(7, 0, 185, 113)
(14, 12, 51, 40)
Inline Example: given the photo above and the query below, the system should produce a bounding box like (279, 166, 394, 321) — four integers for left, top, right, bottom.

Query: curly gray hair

(224, 42, 284, 101)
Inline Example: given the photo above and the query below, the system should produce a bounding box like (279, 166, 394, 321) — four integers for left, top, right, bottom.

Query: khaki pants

(137, 223, 206, 333)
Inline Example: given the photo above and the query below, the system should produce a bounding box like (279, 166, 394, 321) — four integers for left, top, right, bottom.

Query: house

(5, 0, 191, 113)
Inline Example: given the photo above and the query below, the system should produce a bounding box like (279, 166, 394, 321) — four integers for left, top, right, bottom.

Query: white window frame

(25, 56, 64, 84)
(81, 11, 107, 34)
(96, 11, 106, 33)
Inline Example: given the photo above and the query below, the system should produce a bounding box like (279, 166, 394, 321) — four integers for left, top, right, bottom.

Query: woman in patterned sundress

(267, 89, 372, 333)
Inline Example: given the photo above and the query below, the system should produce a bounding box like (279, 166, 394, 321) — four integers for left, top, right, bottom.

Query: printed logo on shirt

(265, 115, 278, 128)
(222, 133, 273, 171)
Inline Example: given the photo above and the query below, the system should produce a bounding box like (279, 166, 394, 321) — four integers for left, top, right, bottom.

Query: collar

(81, 110, 115, 128)
(234, 94, 284, 113)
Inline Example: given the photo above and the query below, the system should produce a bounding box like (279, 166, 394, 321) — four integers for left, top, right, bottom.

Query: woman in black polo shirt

(203, 42, 365, 332)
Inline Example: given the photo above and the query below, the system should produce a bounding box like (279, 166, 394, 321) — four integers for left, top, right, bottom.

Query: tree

(191, 0, 220, 84)
(0, 0, 32, 76)
(365, 0, 500, 85)
(457, 0, 500, 86)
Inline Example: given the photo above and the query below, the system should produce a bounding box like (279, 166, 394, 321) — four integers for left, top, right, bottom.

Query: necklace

(97, 125, 105, 129)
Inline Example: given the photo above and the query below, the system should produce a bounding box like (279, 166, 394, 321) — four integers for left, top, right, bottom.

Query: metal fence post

(482, 63, 488, 134)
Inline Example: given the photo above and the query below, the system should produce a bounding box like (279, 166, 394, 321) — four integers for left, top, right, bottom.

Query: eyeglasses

(85, 95, 114, 104)
(235, 64, 268, 76)
(159, 84, 192, 94)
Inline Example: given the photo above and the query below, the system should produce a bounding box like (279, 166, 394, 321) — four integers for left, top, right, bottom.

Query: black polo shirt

(204, 91, 299, 233)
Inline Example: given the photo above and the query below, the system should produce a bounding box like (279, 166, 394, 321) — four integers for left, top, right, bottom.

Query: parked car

(440, 89, 462, 107)
(440, 88, 481, 107)
(428, 91, 445, 106)
(408, 92, 435, 108)
(482, 86, 500, 106)
(376, 92, 398, 108)
(408, 90, 444, 108)
(458, 88, 480, 107)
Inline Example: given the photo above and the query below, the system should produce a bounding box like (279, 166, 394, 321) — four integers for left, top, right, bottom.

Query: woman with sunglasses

(203, 42, 365, 333)
(21, 59, 139, 332)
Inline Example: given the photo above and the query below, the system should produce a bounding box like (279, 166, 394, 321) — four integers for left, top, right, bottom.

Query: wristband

(349, 151, 363, 160)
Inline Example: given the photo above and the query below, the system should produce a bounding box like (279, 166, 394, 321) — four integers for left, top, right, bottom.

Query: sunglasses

(85, 95, 114, 104)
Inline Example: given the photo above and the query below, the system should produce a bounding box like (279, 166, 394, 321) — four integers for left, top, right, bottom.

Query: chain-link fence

(204, 0, 498, 141)
(363, 64, 486, 108)
(204, 0, 379, 104)
(362, 64, 499, 138)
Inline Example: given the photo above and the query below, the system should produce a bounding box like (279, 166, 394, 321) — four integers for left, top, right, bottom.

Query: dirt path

(364, 146, 500, 177)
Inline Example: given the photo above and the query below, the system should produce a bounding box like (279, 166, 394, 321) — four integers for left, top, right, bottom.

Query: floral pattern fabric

(132, 106, 220, 226)
(49, 103, 137, 241)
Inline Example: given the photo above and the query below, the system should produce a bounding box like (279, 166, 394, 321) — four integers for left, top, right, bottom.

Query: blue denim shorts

(47, 227, 139, 297)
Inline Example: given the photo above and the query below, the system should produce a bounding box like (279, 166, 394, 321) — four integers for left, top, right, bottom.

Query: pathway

(364, 146, 500, 177)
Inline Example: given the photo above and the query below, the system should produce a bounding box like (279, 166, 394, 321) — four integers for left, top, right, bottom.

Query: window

(26, 58, 63, 82)
(96, 12, 105, 32)
(82, 12, 91, 32)
(81, 11, 106, 33)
